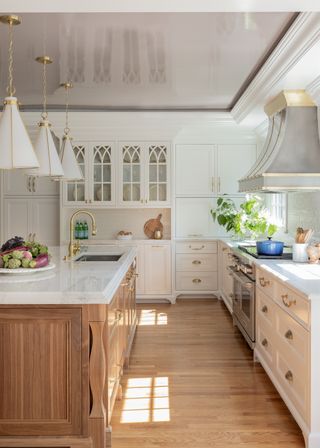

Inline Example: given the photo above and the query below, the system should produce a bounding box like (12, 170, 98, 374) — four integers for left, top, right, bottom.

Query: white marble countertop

(0, 245, 137, 305)
(225, 240, 320, 300)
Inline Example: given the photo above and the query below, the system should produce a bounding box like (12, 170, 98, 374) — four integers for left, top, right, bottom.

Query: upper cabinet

(3, 171, 59, 196)
(175, 144, 256, 196)
(176, 145, 216, 196)
(64, 141, 170, 208)
(217, 144, 256, 195)
(118, 142, 170, 207)
(64, 142, 116, 206)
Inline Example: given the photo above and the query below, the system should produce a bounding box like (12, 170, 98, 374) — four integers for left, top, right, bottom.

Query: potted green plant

(211, 195, 278, 240)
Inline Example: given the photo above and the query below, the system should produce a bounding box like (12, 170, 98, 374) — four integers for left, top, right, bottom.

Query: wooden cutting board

(144, 214, 163, 239)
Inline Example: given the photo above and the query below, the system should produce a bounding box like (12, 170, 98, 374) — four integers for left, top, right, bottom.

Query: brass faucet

(66, 210, 97, 259)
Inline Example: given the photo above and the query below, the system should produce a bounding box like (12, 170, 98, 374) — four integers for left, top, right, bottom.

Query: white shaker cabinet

(175, 144, 215, 196)
(217, 144, 256, 195)
(144, 243, 172, 295)
(3, 171, 59, 196)
(175, 143, 256, 196)
(3, 197, 59, 246)
(218, 241, 233, 314)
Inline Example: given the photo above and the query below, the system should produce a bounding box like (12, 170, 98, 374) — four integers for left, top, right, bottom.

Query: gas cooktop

(238, 245, 293, 260)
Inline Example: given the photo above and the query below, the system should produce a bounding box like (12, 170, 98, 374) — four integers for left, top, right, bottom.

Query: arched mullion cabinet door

(91, 143, 115, 206)
(64, 143, 89, 206)
(119, 143, 144, 207)
(145, 143, 170, 207)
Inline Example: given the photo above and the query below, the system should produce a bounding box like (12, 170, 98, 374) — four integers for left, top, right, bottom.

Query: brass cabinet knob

(261, 338, 268, 347)
(282, 294, 296, 308)
(259, 277, 270, 287)
(285, 370, 293, 382)
(285, 329, 293, 340)
(262, 305, 268, 314)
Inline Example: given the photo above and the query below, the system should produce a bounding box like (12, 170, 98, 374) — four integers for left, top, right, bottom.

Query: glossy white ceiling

(0, 12, 296, 110)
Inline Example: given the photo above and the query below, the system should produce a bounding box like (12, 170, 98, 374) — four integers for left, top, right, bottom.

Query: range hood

(238, 90, 320, 192)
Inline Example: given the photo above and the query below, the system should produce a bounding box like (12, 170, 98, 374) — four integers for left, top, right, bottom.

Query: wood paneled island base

(0, 262, 137, 448)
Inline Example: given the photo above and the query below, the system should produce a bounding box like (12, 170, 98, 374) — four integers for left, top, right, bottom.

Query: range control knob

(243, 265, 253, 275)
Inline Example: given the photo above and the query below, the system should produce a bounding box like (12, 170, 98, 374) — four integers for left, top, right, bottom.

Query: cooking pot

(256, 237, 284, 256)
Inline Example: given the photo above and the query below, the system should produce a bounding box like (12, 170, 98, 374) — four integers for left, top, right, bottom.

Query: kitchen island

(0, 246, 137, 448)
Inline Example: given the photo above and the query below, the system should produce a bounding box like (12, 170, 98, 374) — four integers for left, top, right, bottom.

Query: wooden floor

(111, 299, 305, 448)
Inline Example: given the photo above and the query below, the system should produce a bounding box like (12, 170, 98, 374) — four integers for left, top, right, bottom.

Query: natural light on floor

(139, 309, 168, 326)
(120, 377, 170, 423)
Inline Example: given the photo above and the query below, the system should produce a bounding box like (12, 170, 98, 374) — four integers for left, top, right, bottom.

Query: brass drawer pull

(189, 245, 205, 251)
(229, 293, 234, 298)
(262, 305, 268, 314)
(192, 278, 202, 284)
(192, 260, 202, 265)
(281, 294, 296, 308)
(285, 370, 293, 382)
(285, 329, 293, 340)
(259, 277, 270, 287)
(222, 247, 227, 252)
(261, 338, 268, 347)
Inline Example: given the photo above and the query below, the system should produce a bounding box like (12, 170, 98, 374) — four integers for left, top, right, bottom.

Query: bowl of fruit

(0, 236, 55, 274)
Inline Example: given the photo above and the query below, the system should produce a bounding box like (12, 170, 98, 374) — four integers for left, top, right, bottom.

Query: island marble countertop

(0, 245, 137, 305)
(227, 240, 320, 300)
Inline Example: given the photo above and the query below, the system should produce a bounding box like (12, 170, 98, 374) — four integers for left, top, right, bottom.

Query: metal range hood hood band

(238, 90, 320, 192)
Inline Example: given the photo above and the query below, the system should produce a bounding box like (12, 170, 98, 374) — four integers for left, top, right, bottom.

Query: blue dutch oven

(256, 237, 284, 256)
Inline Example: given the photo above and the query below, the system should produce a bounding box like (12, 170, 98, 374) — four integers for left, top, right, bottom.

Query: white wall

(287, 192, 320, 238)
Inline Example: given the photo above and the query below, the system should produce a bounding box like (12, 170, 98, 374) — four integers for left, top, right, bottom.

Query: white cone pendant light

(27, 56, 64, 177)
(59, 82, 83, 180)
(0, 15, 39, 169)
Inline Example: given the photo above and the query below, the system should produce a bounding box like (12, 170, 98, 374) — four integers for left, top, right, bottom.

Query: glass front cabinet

(63, 141, 170, 208)
(63, 142, 116, 207)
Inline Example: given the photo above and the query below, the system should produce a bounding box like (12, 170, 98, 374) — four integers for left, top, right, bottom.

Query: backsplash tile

(288, 192, 320, 239)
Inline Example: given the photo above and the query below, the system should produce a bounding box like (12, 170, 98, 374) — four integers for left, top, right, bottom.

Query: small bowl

(117, 233, 133, 241)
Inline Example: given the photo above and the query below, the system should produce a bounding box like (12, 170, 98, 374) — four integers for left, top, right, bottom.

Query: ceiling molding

(4, 0, 320, 13)
(231, 12, 320, 123)
(306, 75, 320, 103)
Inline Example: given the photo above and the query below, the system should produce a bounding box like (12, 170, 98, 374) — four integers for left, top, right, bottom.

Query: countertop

(0, 245, 137, 305)
(226, 240, 320, 300)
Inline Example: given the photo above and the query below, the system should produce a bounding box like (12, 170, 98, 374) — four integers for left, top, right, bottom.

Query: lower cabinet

(0, 261, 137, 448)
(175, 240, 218, 296)
(3, 197, 60, 246)
(119, 241, 172, 298)
(218, 241, 233, 313)
(255, 266, 313, 445)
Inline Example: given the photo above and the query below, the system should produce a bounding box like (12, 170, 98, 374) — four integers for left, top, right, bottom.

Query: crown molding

(231, 12, 320, 124)
(4, 0, 320, 13)
(306, 75, 320, 104)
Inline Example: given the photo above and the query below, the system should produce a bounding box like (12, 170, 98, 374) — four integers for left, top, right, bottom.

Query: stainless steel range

(228, 249, 255, 349)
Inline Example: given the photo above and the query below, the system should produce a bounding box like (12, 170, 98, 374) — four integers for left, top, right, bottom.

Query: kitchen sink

(75, 254, 122, 262)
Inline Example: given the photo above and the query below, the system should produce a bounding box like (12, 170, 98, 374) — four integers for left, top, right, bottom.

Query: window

(264, 193, 287, 231)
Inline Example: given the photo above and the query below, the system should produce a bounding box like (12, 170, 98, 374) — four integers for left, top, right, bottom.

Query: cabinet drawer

(256, 268, 275, 298)
(275, 303, 309, 363)
(176, 272, 217, 291)
(256, 288, 275, 328)
(256, 315, 275, 369)
(176, 241, 217, 254)
(176, 253, 217, 272)
(275, 284, 309, 327)
(275, 344, 309, 423)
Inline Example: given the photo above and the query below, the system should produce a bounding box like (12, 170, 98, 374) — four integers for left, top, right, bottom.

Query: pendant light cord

(42, 62, 48, 120)
(7, 21, 15, 96)
(64, 84, 70, 135)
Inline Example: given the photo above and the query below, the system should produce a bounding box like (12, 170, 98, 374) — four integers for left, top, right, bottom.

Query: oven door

(229, 268, 255, 342)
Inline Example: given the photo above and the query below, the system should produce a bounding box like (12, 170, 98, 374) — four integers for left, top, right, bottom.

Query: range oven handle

(228, 266, 255, 290)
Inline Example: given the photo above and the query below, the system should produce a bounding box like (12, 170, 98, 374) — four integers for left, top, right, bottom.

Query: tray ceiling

(0, 12, 297, 110)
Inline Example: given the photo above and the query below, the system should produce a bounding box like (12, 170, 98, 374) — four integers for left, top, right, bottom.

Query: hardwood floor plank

(111, 299, 305, 447)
